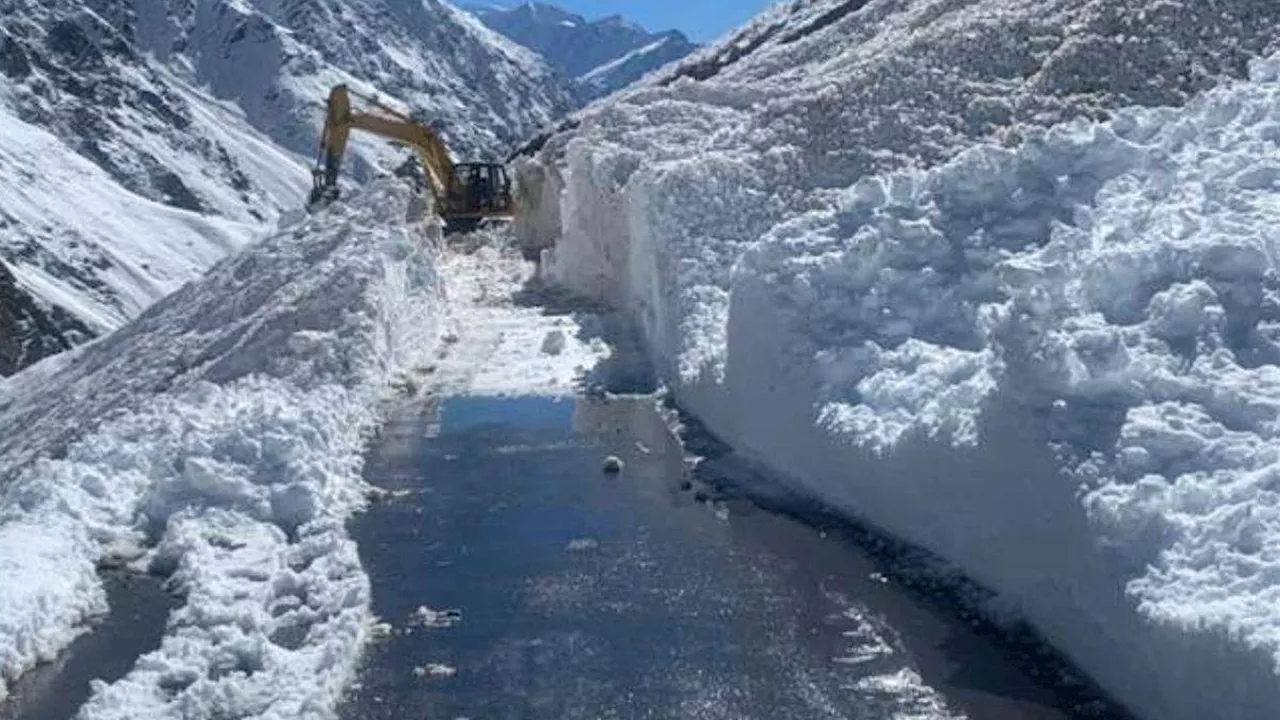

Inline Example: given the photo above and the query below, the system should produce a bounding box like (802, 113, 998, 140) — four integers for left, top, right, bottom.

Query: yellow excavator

(307, 84, 514, 228)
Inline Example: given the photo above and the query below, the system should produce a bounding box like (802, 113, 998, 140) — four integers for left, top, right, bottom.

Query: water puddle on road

(342, 395, 1132, 720)
(0, 571, 176, 720)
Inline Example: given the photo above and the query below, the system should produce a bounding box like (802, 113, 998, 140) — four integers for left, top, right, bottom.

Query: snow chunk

(411, 663, 455, 680)
(410, 606, 462, 630)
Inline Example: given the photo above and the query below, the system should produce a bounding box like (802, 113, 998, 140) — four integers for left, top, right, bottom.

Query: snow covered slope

(0, 179, 442, 715)
(144, 0, 574, 161)
(513, 1, 1280, 718)
(468, 2, 697, 102)
(0, 0, 574, 376)
(0, 0, 307, 222)
(0, 0, 314, 375)
(0, 108, 291, 368)
(575, 35, 698, 105)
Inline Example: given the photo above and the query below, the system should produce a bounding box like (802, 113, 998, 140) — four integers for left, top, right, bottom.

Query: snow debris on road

(410, 606, 462, 630)
(411, 662, 455, 680)
(515, 0, 1280, 718)
(0, 180, 443, 717)
(425, 231, 612, 396)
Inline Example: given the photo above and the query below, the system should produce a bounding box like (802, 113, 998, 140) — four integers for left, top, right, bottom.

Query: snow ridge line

(0, 181, 443, 719)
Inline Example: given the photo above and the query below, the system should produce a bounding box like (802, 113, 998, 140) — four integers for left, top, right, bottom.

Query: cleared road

(340, 394, 1123, 720)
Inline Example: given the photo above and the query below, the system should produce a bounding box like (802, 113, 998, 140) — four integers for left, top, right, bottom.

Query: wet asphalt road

(0, 572, 175, 720)
(339, 395, 1108, 720)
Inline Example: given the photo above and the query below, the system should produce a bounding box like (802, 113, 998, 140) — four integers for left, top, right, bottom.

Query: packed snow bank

(716, 67, 1280, 719)
(557, 56, 1280, 720)
(0, 180, 442, 716)
(516, 1, 1280, 718)
(518, 0, 1280, 334)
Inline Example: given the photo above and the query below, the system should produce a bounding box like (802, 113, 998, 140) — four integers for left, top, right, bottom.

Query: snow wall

(516, 28, 1280, 720)
(0, 180, 442, 718)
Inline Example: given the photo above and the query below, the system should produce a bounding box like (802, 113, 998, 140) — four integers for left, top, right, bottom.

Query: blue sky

(548, 1, 776, 42)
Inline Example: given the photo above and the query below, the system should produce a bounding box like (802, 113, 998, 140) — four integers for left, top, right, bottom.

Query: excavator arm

(309, 84, 513, 226)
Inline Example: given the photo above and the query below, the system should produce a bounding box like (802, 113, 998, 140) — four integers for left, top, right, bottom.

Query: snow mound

(515, 1, 1280, 718)
(0, 180, 442, 716)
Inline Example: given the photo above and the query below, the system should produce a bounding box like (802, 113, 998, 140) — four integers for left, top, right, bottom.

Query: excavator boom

(309, 85, 513, 226)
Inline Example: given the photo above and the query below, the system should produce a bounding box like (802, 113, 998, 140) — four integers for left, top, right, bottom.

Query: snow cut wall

(514, 1, 1280, 718)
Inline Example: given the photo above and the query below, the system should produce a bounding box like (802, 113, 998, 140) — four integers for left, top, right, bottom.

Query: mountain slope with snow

(513, 1, 1280, 718)
(0, 107, 295, 357)
(575, 34, 697, 104)
(150, 0, 574, 160)
(0, 0, 574, 377)
(468, 2, 697, 102)
(0, 0, 313, 374)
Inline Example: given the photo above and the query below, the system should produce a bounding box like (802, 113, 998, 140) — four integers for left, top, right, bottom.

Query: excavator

(307, 84, 513, 229)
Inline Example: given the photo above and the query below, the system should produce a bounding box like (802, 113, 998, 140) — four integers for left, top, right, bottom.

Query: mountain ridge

(466, 2, 698, 102)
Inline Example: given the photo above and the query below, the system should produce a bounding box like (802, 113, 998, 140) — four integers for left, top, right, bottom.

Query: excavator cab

(447, 163, 512, 219)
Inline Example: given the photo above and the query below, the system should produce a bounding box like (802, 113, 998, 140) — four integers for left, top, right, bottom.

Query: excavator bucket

(307, 171, 341, 211)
